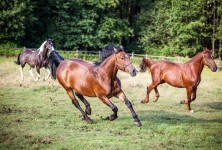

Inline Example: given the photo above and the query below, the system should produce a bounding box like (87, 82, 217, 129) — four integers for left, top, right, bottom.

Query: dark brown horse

(14, 39, 54, 81)
(140, 48, 217, 112)
(48, 45, 142, 127)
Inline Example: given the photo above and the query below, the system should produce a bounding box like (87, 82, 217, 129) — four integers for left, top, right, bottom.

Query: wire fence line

(0, 48, 221, 68)
(58, 50, 222, 69)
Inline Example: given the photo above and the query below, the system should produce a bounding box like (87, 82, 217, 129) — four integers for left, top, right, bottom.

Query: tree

(0, 0, 32, 46)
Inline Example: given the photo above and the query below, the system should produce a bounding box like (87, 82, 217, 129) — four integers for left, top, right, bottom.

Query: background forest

(1, 0, 222, 58)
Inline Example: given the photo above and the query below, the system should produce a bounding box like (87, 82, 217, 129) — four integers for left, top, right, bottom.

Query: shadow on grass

(204, 102, 222, 110)
(116, 109, 222, 126)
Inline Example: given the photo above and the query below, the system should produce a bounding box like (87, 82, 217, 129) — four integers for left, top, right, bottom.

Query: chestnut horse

(14, 39, 54, 81)
(48, 46, 141, 127)
(140, 48, 217, 112)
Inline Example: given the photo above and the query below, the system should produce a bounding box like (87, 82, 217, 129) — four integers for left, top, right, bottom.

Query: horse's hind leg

(75, 92, 91, 115)
(66, 88, 93, 123)
(153, 86, 160, 102)
(98, 96, 118, 121)
(141, 83, 156, 103)
(20, 65, 25, 81)
(115, 91, 142, 127)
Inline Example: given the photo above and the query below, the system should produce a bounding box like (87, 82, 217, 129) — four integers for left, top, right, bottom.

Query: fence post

(131, 52, 134, 58)
(99, 51, 101, 60)
(76, 50, 79, 58)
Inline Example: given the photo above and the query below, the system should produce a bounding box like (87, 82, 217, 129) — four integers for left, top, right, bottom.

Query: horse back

(20, 48, 39, 66)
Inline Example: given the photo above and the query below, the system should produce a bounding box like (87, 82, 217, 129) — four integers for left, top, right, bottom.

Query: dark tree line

(0, 0, 221, 58)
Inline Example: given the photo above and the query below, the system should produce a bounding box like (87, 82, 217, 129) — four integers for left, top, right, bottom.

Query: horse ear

(204, 47, 211, 52)
(113, 47, 118, 53)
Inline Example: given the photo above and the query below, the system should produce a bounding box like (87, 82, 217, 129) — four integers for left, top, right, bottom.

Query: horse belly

(67, 68, 97, 97)
(163, 71, 184, 88)
(72, 79, 97, 97)
(23, 53, 38, 66)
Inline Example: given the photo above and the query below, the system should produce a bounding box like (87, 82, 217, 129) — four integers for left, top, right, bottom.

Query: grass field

(0, 56, 222, 150)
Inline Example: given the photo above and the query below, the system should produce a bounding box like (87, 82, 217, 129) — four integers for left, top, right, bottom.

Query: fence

(57, 50, 222, 69)
(0, 48, 221, 69)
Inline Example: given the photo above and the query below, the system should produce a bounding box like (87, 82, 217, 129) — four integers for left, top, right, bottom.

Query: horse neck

(99, 54, 118, 80)
(39, 48, 48, 59)
(187, 52, 204, 75)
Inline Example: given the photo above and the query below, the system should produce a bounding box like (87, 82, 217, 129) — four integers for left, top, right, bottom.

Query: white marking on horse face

(51, 46, 55, 51)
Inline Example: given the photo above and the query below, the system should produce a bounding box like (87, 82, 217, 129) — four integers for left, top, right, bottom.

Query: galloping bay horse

(48, 45, 142, 127)
(140, 48, 217, 112)
(14, 39, 54, 81)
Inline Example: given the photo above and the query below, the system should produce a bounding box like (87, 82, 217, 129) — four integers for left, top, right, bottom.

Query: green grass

(0, 57, 222, 150)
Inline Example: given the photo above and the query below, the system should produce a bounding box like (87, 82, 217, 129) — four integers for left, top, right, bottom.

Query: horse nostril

(132, 69, 137, 76)
(213, 67, 217, 72)
(211, 66, 217, 72)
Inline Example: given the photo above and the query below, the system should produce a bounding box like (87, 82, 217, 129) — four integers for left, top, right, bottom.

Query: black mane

(94, 45, 124, 65)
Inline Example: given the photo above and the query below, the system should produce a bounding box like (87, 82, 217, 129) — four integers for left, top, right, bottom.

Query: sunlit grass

(0, 57, 222, 149)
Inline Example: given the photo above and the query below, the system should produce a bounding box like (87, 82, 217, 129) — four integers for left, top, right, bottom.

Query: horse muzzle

(130, 68, 137, 77)
(211, 66, 217, 72)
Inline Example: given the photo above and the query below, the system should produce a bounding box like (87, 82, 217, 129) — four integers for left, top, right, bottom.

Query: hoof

(82, 117, 93, 124)
(33, 78, 39, 82)
(153, 99, 158, 102)
(134, 121, 142, 127)
(190, 110, 194, 113)
(103, 115, 118, 121)
(141, 100, 148, 103)
(85, 107, 91, 115)
(109, 115, 118, 121)
(180, 100, 186, 104)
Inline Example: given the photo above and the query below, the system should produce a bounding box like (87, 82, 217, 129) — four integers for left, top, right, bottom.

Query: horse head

(45, 39, 54, 52)
(139, 58, 147, 72)
(113, 46, 137, 77)
(38, 39, 54, 55)
(202, 48, 217, 72)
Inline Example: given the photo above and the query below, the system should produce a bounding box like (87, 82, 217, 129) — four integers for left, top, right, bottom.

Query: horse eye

(121, 57, 125, 60)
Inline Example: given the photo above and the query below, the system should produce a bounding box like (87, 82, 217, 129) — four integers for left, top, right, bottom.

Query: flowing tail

(48, 51, 64, 79)
(14, 53, 21, 65)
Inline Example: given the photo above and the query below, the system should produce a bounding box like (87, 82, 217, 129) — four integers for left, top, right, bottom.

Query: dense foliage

(0, 0, 221, 57)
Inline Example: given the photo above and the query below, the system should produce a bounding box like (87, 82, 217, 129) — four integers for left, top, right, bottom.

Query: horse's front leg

(115, 91, 142, 127)
(35, 66, 41, 81)
(98, 96, 118, 121)
(181, 87, 197, 103)
(43, 68, 50, 81)
(181, 87, 194, 113)
(191, 87, 197, 101)
(29, 67, 36, 81)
